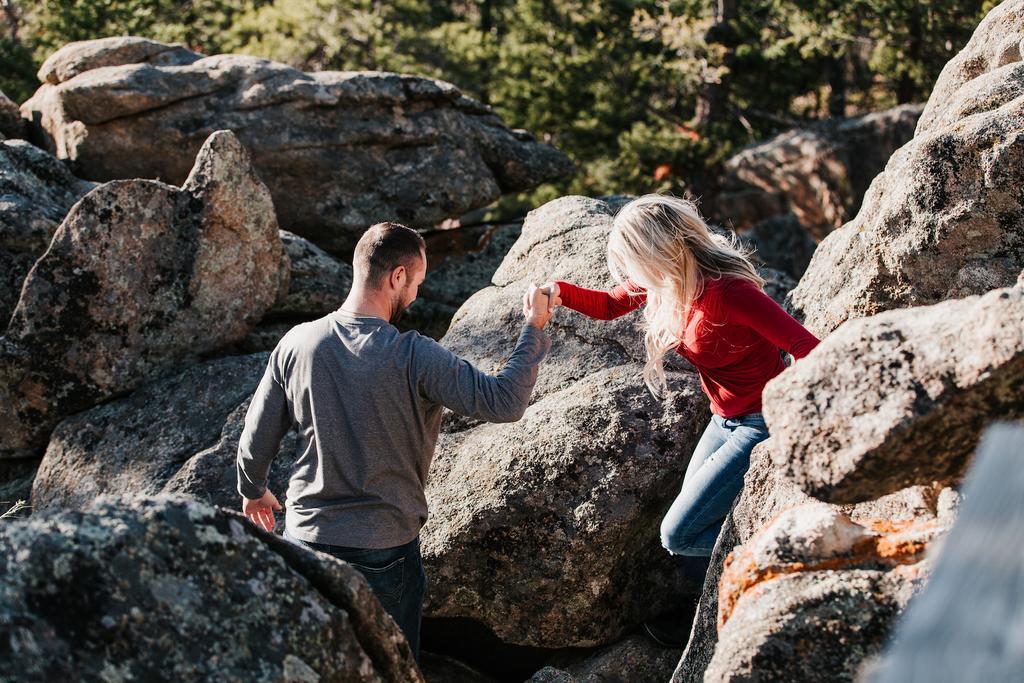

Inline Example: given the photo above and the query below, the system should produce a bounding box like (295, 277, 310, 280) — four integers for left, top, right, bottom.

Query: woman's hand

(523, 283, 560, 329)
(539, 281, 562, 311)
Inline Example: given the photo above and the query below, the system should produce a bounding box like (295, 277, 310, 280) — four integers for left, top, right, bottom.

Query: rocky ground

(2, 3, 1023, 681)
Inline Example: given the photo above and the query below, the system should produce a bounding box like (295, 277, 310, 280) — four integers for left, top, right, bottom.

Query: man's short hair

(353, 222, 426, 289)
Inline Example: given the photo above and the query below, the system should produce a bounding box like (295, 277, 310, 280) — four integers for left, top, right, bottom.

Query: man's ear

(389, 265, 407, 290)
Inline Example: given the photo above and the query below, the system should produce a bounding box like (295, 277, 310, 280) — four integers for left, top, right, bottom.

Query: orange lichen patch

(717, 515, 943, 632)
(864, 518, 918, 534)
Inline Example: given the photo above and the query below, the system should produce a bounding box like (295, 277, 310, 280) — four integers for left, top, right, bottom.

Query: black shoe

(643, 616, 692, 648)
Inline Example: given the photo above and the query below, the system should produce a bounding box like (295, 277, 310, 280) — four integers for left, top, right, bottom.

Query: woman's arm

(553, 280, 647, 320)
(724, 280, 820, 359)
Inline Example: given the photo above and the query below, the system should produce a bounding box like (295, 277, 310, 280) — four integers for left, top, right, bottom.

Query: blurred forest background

(0, 0, 996, 210)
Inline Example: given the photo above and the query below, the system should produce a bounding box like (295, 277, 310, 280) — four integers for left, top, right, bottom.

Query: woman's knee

(660, 513, 719, 556)
(661, 516, 696, 555)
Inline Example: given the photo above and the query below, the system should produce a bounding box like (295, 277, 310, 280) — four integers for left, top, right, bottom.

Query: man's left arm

(237, 352, 292, 531)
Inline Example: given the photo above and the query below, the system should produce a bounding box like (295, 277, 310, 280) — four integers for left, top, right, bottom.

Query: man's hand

(242, 490, 281, 532)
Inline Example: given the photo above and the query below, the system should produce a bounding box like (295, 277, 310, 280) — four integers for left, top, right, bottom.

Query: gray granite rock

(0, 495, 423, 682)
(531, 635, 682, 682)
(0, 130, 283, 458)
(714, 105, 921, 242)
(0, 139, 95, 326)
(29, 353, 287, 514)
(423, 196, 710, 648)
(788, 3, 1024, 336)
(36, 35, 202, 85)
(765, 285, 1024, 504)
(23, 39, 574, 252)
(0, 88, 24, 139)
(164, 393, 298, 515)
(270, 230, 351, 320)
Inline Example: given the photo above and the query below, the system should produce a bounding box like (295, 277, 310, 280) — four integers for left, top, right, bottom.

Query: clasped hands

(522, 281, 563, 329)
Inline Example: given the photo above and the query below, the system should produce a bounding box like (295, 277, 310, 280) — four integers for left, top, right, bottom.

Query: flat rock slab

(0, 130, 283, 458)
(23, 39, 574, 252)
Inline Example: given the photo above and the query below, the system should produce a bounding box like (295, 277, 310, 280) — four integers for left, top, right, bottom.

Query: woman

(542, 194, 820, 561)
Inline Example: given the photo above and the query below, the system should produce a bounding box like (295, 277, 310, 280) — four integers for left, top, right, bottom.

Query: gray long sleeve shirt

(236, 309, 550, 548)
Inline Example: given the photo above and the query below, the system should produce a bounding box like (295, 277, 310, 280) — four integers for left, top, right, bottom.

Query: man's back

(237, 308, 549, 548)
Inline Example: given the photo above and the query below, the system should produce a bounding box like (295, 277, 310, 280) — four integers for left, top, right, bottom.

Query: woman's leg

(660, 413, 769, 556)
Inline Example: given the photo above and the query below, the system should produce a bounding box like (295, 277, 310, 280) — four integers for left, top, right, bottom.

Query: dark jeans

(660, 412, 770, 556)
(283, 529, 426, 661)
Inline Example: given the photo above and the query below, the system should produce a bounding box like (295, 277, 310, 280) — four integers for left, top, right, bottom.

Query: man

(236, 221, 553, 660)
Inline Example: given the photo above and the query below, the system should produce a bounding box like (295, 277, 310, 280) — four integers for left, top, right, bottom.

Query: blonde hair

(607, 194, 764, 397)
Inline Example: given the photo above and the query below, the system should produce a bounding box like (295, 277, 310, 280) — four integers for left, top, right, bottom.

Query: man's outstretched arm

(414, 285, 553, 423)
(237, 351, 291, 530)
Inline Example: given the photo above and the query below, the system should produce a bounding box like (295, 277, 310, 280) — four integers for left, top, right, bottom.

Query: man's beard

(389, 290, 411, 325)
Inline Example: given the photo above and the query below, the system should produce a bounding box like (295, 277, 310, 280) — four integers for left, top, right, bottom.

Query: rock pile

(675, 3, 1024, 680)
(22, 37, 574, 252)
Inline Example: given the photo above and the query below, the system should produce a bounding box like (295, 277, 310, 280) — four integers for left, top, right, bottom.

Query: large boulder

(0, 495, 423, 681)
(713, 104, 921, 242)
(164, 393, 298, 512)
(35, 35, 202, 85)
(789, 2, 1024, 336)
(764, 283, 1024, 504)
(0, 130, 283, 458)
(423, 196, 711, 648)
(0, 139, 95, 326)
(916, 1, 1024, 135)
(0, 89, 24, 139)
(30, 353, 294, 514)
(22, 38, 575, 252)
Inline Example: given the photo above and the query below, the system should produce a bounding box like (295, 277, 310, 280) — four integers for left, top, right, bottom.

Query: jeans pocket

(348, 556, 406, 603)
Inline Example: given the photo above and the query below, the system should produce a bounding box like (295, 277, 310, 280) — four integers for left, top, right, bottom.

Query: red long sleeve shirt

(555, 277, 820, 417)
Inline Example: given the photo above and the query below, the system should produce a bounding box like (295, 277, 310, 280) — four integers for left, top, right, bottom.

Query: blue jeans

(660, 412, 770, 556)
(283, 529, 426, 661)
